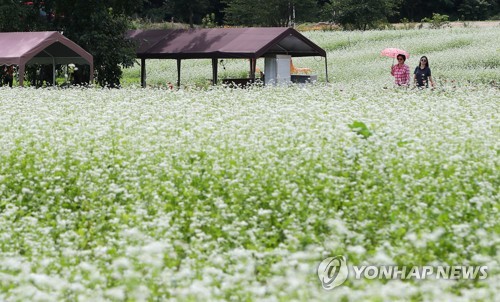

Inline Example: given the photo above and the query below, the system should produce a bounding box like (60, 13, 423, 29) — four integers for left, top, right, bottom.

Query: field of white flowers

(0, 27, 499, 301)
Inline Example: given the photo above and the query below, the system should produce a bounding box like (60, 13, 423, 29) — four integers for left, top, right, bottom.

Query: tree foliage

(322, 0, 400, 30)
(0, 0, 65, 32)
(0, 0, 29, 31)
(166, 0, 210, 28)
(458, 0, 497, 21)
(54, 1, 136, 87)
(223, 0, 318, 27)
(396, 0, 499, 22)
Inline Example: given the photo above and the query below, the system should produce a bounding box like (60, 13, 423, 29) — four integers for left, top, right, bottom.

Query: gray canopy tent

(0, 31, 93, 86)
(126, 27, 327, 87)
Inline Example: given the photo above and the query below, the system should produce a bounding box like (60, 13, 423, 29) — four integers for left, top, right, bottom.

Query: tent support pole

(141, 58, 146, 88)
(52, 58, 56, 86)
(89, 63, 94, 85)
(212, 58, 218, 85)
(19, 65, 25, 87)
(177, 59, 181, 88)
(249, 58, 256, 80)
(324, 56, 329, 83)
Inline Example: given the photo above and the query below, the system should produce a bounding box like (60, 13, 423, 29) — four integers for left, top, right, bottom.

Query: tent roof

(0, 31, 93, 66)
(126, 27, 326, 59)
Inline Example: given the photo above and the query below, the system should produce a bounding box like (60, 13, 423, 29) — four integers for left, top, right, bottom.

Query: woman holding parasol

(381, 48, 411, 87)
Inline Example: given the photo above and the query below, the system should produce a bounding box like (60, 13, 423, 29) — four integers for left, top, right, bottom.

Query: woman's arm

(428, 75, 435, 88)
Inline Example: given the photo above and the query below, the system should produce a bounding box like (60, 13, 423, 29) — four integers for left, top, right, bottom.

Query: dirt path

(447, 21, 500, 28)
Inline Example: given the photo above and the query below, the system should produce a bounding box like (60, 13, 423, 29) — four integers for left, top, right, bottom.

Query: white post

(264, 55, 291, 86)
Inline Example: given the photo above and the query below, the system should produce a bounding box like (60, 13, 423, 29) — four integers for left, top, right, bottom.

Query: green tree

(458, 0, 497, 20)
(0, 0, 28, 31)
(398, 0, 425, 22)
(108, 0, 146, 15)
(141, 0, 171, 22)
(20, 0, 55, 31)
(223, 0, 318, 27)
(167, 0, 210, 28)
(54, 0, 136, 87)
(322, 0, 400, 30)
(208, 0, 226, 25)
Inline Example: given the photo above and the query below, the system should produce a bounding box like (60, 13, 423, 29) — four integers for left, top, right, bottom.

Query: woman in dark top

(414, 56, 435, 88)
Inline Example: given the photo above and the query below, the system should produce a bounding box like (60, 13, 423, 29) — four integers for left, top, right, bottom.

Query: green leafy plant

(400, 17, 414, 30)
(348, 121, 372, 139)
(421, 13, 450, 29)
(202, 13, 217, 28)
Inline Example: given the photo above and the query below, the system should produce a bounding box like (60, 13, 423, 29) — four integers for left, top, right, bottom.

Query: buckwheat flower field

(1, 27, 499, 301)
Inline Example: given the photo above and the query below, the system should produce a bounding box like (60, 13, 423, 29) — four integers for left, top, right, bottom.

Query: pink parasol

(381, 48, 410, 67)
(381, 48, 410, 59)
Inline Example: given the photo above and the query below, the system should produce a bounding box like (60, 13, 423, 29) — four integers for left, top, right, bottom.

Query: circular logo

(317, 255, 349, 290)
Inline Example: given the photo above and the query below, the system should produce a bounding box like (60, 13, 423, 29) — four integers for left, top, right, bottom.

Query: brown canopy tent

(0, 31, 93, 87)
(126, 27, 327, 87)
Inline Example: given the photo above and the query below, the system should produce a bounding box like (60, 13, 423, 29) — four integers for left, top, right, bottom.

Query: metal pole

(141, 58, 146, 88)
(324, 56, 329, 83)
(18, 64, 25, 87)
(249, 58, 256, 80)
(212, 58, 218, 85)
(177, 59, 181, 88)
(52, 58, 56, 86)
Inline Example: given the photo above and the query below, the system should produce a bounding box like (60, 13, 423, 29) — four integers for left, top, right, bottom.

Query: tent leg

(325, 56, 329, 83)
(19, 65, 25, 87)
(53, 62, 56, 86)
(212, 58, 218, 85)
(141, 58, 146, 88)
(89, 63, 94, 85)
(177, 59, 181, 88)
(249, 58, 256, 80)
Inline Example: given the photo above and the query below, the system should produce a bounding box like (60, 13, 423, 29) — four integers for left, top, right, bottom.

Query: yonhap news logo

(317, 256, 349, 290)
(317, 255, 488, 291)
